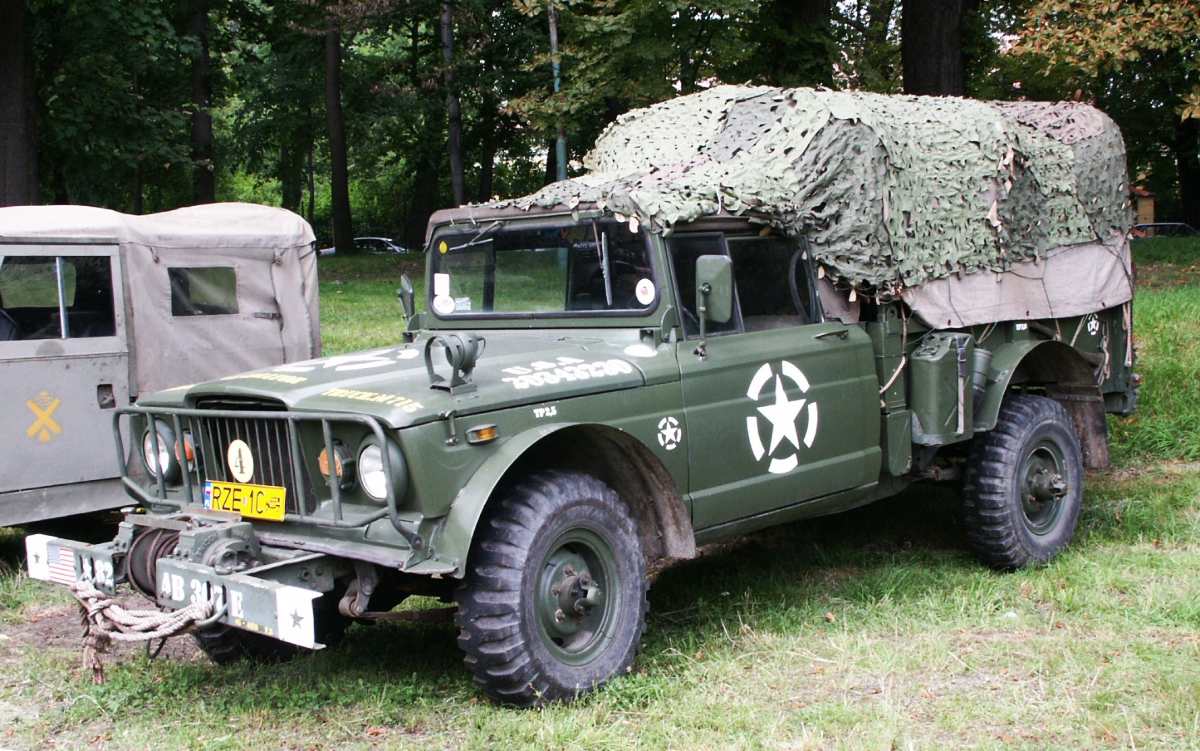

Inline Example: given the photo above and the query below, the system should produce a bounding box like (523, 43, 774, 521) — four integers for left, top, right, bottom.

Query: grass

(1, 240, 1199, 749)
(1111, 240, 1200, 463)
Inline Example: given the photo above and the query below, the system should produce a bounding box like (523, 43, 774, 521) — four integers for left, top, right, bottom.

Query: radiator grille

(187, 399, 315, 514)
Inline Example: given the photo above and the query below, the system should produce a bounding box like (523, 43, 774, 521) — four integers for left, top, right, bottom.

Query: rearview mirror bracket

(398, 274, 416, 342)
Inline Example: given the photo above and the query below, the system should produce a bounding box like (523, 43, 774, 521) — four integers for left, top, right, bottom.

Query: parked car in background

(1131, 222, 1198, 239)
(318, 236, 408, 256)
(355, 236, 408, 254)
(0, 203, 321, 527)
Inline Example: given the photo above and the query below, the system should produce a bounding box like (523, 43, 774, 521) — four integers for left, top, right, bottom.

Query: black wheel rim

(534, 526, 619, 666)
(1020, 438, 1070, 535)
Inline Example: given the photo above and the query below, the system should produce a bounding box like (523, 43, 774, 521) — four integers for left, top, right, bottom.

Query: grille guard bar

(113, 405, 423, 550)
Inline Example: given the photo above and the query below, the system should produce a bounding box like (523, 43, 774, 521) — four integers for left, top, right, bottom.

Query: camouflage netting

(489, 86, 1133, 302)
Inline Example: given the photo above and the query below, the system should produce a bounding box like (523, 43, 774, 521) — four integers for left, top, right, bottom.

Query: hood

(141, 330, 674, 428)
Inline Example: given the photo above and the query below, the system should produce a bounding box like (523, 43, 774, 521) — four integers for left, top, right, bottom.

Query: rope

(70, 582, 225, 684)
(879, 356, 908, 395)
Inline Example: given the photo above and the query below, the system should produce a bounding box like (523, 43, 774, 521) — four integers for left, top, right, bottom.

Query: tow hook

(338, 562, 379, 618)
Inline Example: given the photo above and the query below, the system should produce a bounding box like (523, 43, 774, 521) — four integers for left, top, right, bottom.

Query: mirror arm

(694, 282, 710, 358)
(397, 275, 417, 343)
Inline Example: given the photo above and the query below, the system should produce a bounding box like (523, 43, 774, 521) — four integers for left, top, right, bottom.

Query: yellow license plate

(204, 480, 287, 522)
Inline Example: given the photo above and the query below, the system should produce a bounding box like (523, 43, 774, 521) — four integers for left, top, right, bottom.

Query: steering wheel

(787, 247, 808, 319)
(0, 308, 19, 341)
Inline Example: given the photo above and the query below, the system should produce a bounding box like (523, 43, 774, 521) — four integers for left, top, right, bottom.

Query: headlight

(142, 424, 180, 482)
(357, 442, 388, 501)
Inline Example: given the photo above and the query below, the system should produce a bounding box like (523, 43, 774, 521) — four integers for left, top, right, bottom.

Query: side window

(169, 267, 238, 316)
(727, 236, 816, 331)
(0, 255, 116, 340)
(667, 234, 738, 338)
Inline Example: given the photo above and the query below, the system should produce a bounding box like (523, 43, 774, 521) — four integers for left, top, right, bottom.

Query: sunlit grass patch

(1109, 282, 1200, 464)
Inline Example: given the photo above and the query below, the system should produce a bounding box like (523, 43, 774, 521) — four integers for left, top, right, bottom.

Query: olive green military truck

(27, 87, 1137, 706)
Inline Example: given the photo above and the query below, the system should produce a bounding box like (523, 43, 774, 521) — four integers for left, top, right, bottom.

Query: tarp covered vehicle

(28, 89, 1136, 706)
(1, 203, 319, 526)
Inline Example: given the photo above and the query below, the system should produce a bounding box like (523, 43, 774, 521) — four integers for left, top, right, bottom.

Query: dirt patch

(0, 593, 203, 671)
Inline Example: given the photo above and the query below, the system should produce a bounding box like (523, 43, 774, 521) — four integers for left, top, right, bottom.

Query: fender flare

(433, 423, 569, 576)
(432, 422, 693, 578)
(974, 339, 1099, 432)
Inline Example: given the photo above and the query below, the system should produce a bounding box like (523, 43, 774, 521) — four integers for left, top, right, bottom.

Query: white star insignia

(756, 376, 806, 454)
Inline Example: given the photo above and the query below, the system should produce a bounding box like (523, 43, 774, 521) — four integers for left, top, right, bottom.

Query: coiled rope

(70, 582, 226, 684)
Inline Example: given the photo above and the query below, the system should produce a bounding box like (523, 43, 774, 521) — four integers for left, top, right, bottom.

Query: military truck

(26, 88, 1137, 706)
(1, 203, 320, 528)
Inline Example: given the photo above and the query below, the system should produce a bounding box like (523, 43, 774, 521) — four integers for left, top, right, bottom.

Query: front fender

(432, 422, 577, 577)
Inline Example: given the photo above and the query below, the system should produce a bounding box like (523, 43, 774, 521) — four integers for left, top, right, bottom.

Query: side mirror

(397, 274, 416, 321)
(696, 254, 733, 324)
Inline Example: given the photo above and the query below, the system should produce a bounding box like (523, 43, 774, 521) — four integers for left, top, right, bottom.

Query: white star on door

(756, 376, 806, 454)
(744, 360, 820, 475)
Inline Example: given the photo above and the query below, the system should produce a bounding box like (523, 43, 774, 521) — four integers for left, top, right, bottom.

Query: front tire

(455, 471, 647, 706)
(962, 394, 1085, 570)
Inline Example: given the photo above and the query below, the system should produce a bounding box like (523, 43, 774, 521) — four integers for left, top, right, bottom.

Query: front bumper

(25, 533, 325, 649)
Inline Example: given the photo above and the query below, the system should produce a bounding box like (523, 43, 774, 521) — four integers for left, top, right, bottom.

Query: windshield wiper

(447, 220, 504, 252)
(591, 220, 612, 307)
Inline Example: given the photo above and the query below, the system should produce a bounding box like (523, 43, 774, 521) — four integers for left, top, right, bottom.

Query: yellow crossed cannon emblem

(26, 390, 63, 444)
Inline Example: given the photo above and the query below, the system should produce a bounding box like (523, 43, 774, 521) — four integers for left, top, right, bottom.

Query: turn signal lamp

(318, 442, 355, 489)
(466, 424, 499, 445)
(174, 432, 196, 472)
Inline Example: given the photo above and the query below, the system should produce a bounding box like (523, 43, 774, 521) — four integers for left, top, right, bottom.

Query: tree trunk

(901, 0, 965, 96)
(325, 27, 354, 254)
(547, 2, 567, 182)
(189, 0, 216, 204)
(52, 167, 69, 204)
(476, 107, 496, 203)
(0, 0, 38, 206)
(1176, 117, 1200, 227)
(544, 139, 558, 186)
(133, 163, 144, 214)
(279, 139, 305, 213)
(306, 108, 316, 224)
(441, 2, 465, 206)
(406, 152, 439, 249)
(759, 0, 833, 87)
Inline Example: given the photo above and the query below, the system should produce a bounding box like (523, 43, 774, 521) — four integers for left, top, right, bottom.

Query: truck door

(670, 232, 881, 530)
(0, 245, 130, 495)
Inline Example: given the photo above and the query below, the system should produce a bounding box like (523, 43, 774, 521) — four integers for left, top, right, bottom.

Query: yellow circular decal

(438, 240, 449, 254)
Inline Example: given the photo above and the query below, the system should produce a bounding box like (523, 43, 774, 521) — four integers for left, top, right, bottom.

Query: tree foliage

(1012, 0, 1200, 223)
(11, 0, 1198, 240)
(1015, 0, 1200, 119)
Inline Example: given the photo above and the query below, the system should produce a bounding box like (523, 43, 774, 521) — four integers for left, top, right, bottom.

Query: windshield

(428, 219, 657, 318)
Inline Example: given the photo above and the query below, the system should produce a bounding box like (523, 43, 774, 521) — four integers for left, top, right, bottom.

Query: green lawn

(1, 241, 1199, 750)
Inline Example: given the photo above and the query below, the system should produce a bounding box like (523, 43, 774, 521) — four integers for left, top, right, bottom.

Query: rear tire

(455, 471, 647, 706)
(962, 394, 1084, 570)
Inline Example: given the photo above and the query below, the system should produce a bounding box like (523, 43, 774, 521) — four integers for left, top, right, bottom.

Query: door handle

(813, 329, 849, 341)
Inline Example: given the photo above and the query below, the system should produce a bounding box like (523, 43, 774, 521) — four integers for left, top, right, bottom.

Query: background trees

(0, 0, 38, 206)
(0, 0, 1195, 239)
